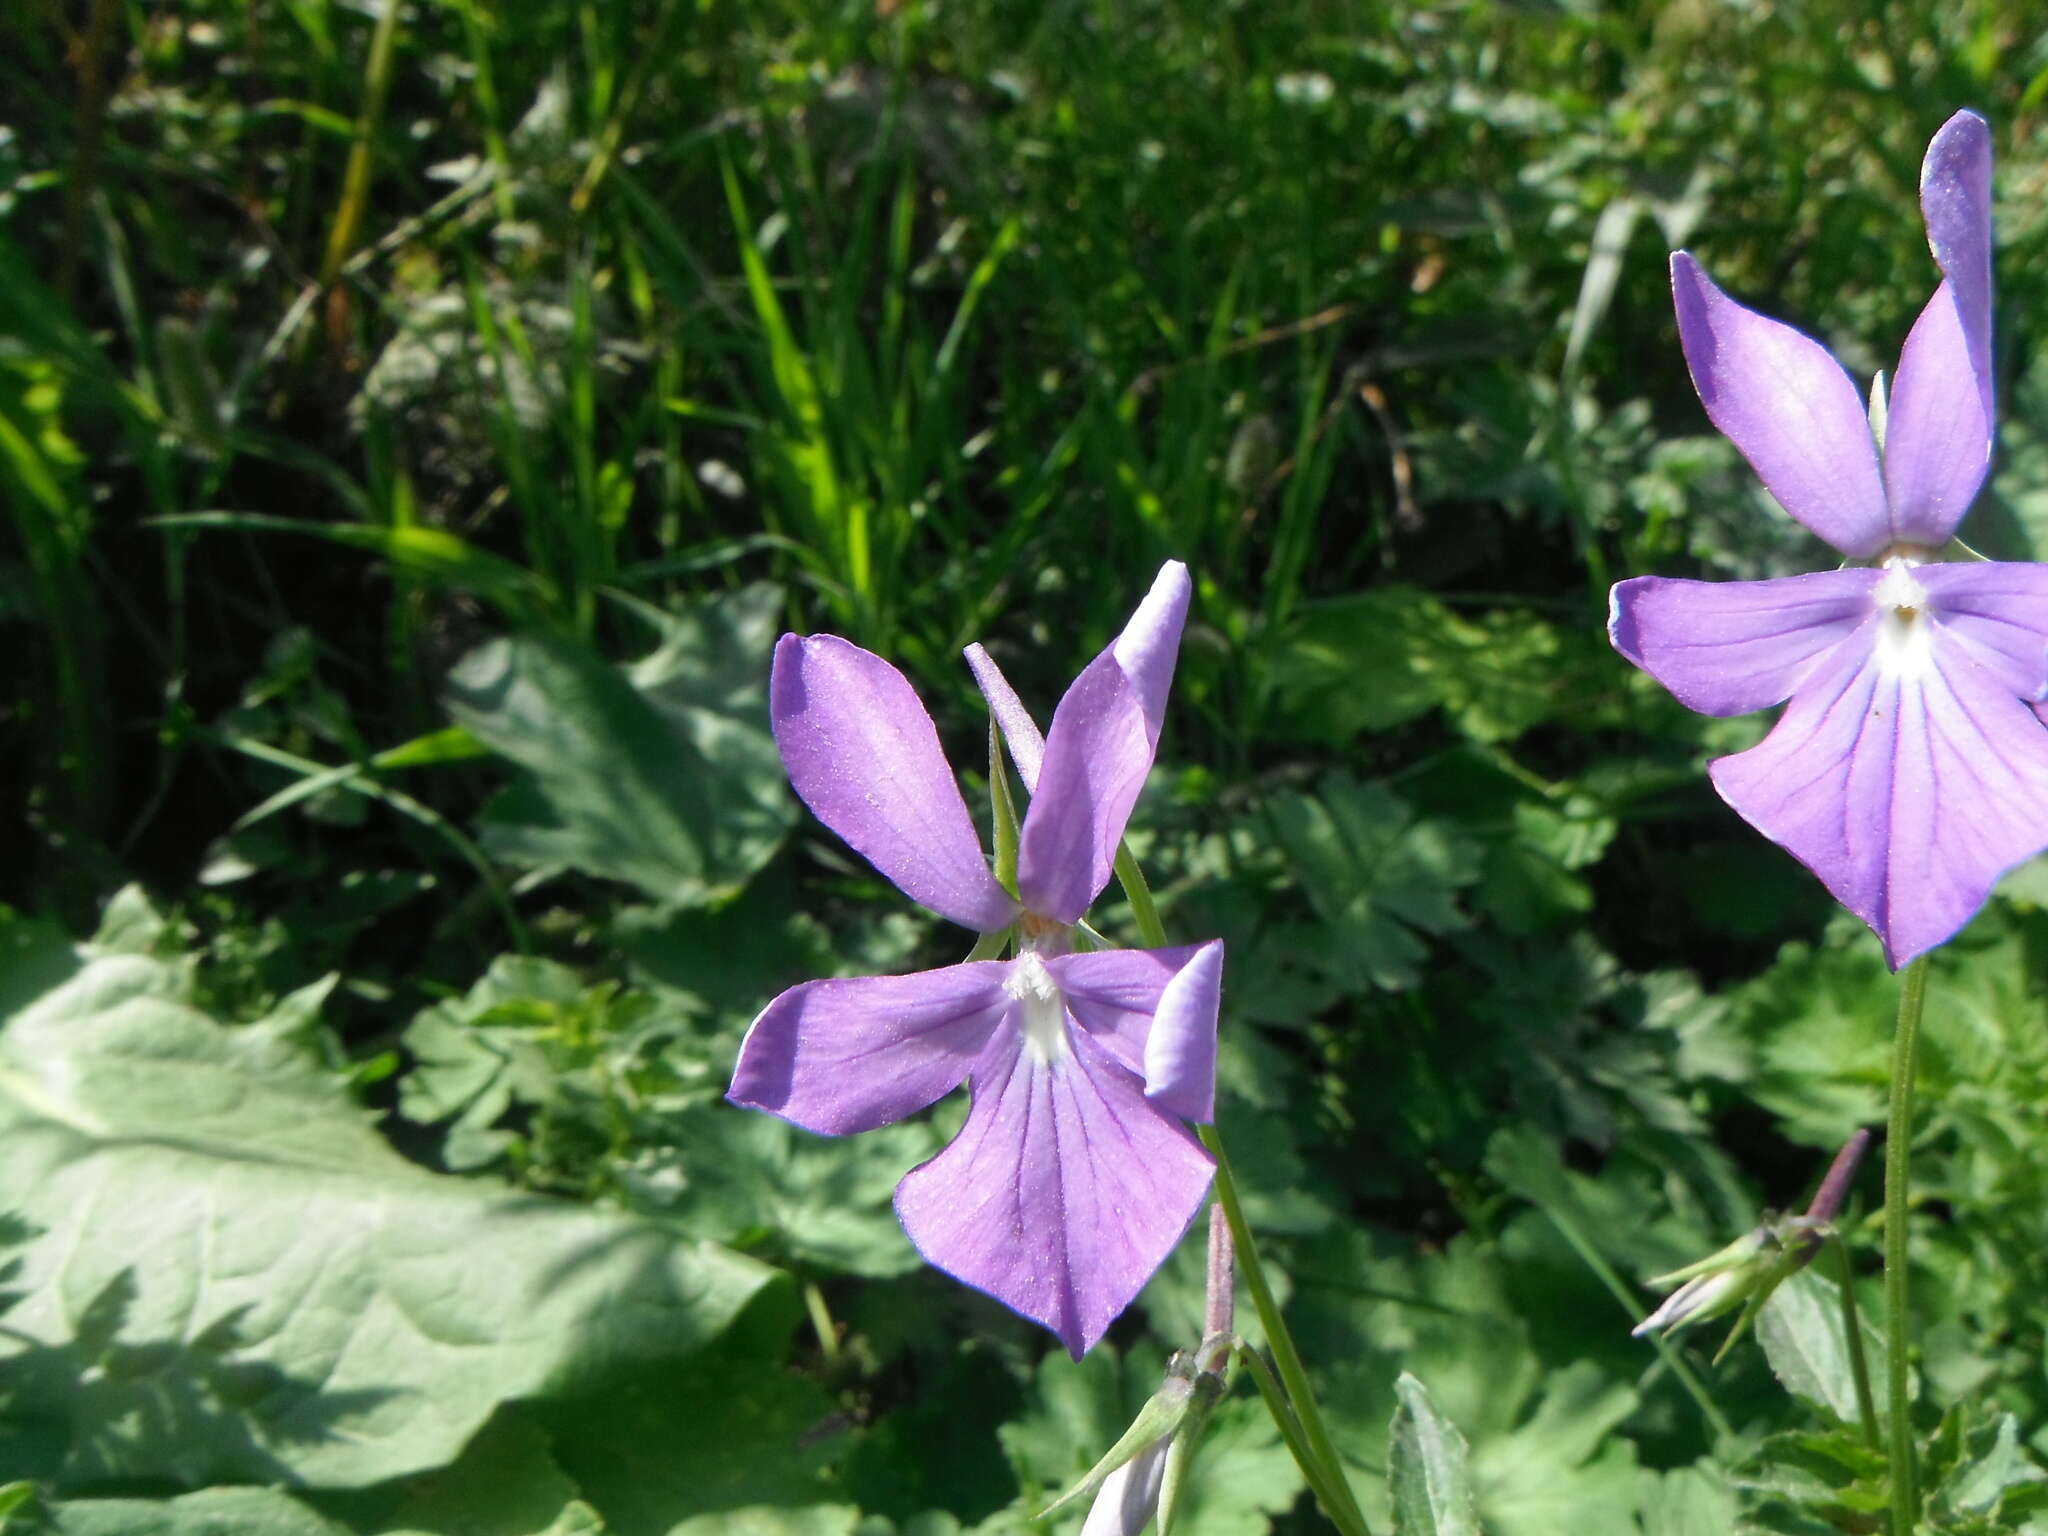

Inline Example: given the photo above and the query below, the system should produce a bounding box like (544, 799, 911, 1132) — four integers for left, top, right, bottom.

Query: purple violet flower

(729, 562, 1222, 1357)
(1610, 111, 2048, 968)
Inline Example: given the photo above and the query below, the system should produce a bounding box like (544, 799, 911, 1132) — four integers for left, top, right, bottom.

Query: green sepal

(1868, 369, 1888, 452)
(989, 718, 1023, 900)
(1037, 1358, 1197, 1521)
(1155, 1363, 1228, 1536)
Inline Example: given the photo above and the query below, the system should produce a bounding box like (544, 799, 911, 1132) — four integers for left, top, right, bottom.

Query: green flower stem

(1829, 1235, 1880, 1455)
(1885, 954, 1930, 1532)
(1236, 1341, 1347, 1524)
(1114, 845, 1373, 1536)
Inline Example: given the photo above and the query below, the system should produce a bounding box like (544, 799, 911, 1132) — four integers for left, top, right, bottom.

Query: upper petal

(1017, 563, 1193, 922)
(772, 633, 1020, 933)
(1922, 562, 2048, 698)
(1608, 569, 1882, 717)
(1670, 253, 1891, 558)
(1709, 624, 2048, 967)
(1881, 113, 1993, 545)
(1885, 280, 1994, 545)
(894, 1025, 1214, 1357)
(963, 642, 1047, 791)
(1920, 110, 1994, 421)
(728, 962, 1013, 1135)
(1051, 941, 1222, 1123)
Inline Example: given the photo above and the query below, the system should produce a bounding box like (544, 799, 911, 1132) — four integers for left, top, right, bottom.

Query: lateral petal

(1670, 253, 1891, 558)
(1709, 628, 2048, 968)
(894, 1026, 1214, 1357)
(1608, 569, 1881, 717)
(728, 963, 1013, 1135)
(773, 634, 1019, 933)
(1051, 940, 1222, 1123)
(1922, 562, 2048, 698)
(1018, 563, 1192, 923)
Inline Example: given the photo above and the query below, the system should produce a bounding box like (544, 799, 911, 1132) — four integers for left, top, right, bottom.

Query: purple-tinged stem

(1806, 1128, 1873, 1226)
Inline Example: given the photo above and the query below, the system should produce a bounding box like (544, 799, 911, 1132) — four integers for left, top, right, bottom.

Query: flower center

(1005, 950, 1071, 1065)
(1872, 552, 1935, 682)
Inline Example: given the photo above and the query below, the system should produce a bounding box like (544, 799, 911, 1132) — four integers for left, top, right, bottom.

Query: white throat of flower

(1005, 950, 1072, 1066)
(1872, 552, 1935, 683)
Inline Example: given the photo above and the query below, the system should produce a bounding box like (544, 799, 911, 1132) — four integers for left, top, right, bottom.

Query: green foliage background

(4, 1, 2048, 1531)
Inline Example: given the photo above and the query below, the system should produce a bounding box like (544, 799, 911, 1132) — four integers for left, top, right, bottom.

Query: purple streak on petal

(1922, 562, 2048, 698)
(772, 634, 1019, 933)
(728, 962, 1014, 1135)
(1885, 281, 1994, 545)
(1050, 946, 1194, 1072)
(963, 642, 1046, 792)
(1710, 628, 2048, 967)
(1670, 253, 1891, 558)
(1083, 1438, 1170, 1536)
(1050, 940, 1221, 1122)
(1017, 566, 1192, 924)
(1608, 569, 1882, 716)
(894, 1025, 1214, 1357)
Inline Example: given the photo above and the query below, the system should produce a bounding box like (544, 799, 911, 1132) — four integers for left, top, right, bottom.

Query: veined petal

(1018, 564, 1193, 923)
(773, 634, 1019, 933)
(894, 1026, 1214, 1357)
(1922, 562, 2048, 698)
(1670, 253, 1891, 558)
(1709, 627, 2048, 967)
(728, 963, 1013, 1135)
(964, 642, 1047, 792)
(1050, 941, 1222, 1123)
(1083, 1437, 1170, 1536)
(1608, 569, 1882, 717)
(1885, 280, 1994, 545)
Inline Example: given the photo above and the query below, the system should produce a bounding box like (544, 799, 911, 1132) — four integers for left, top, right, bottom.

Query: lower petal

(894, 1028, 1214, 1357)
(1609, 570, 1881, 717)
(1710, 633, 2048, 967)
(728, 963, 1012, 1135)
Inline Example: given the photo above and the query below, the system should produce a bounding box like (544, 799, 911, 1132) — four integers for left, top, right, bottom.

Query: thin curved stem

(1885, 955, 1929, 1532)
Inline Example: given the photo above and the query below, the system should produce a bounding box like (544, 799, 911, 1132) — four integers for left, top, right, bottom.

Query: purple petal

(772, 634, 1019, 933)
(1709, 625, 2048, 967)
(1084, 1438, 1170, 1536)
(1922, 562, 2048, 698)
(894, 1025, 1214, 1357)
(1608, 569, 1882, 717)
(1017, 564, 1192, 922)
(1921, 111, 1994, 422)
(1882, 114, 1993, 546)
(963, 642, 1047, 792)
(1670, 253, 1890, 558)
(1051, 941, 1222, 1123)
(728, 963, 1012, 1135)
(1885, 281, 1994, 546)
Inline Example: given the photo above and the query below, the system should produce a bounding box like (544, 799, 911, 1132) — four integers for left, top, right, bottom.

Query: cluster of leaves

(7, 1, 2048, 1534)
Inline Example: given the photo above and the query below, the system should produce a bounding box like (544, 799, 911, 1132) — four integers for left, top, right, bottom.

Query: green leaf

(0, 907, 785, 1491)
(1755, 1269, 1889, 1425)
(32, 1487, 352, 1536)
(1388, 1372, 1481, 1536)
(1265, 772, 1481, 992)
(446, 586, 793, 905)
